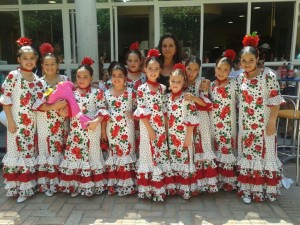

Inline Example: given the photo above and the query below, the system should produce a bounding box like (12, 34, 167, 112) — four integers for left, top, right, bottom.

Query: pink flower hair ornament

(16, 37, 32, 47)
(223, 49, 236, 61)
(81, 57, 94, 66)
(44, 81, 91, 129)
(130, 42, 139, 51)
(147, 49, 160, 58)
(39, 43, 54, 56)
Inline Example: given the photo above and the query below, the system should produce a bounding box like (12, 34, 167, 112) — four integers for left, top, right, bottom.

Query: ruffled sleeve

(95, 89, 110, 121)
(133, 85, 151, 119)
(31, 80, 46, 111)
(196, 91, 212, 111)
(265, 70, 285, 106)
(0, 72, 16, 106)
(184, 100, 199, 127)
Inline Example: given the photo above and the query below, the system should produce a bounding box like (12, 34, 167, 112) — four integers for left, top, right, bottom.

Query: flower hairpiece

(39, 43, 54, 56)
(242, 31, 260, 47)
(130, 42, 139, 51)
(16, 37, 32, 47)
(172, 63, 186, 72)
(81, 57, 94, 66)
(147, 49, 160, 58)
(223, 49, 236, 61)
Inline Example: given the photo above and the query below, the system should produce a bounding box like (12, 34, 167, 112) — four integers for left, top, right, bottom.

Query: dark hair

(185, 56, 201, 68)
(158, 33, 182, 64)
(216, 57, 233, 68)
(111, 62, 128, 77)
(17, 46, 38, 57)
(240, 46, 259, 58)
(144, 56, 163, 68)
(125, 49, 142, 61)
(41, 53, 60, 64)
(107, 61, 118, 76)
(77, 64, 94, 76)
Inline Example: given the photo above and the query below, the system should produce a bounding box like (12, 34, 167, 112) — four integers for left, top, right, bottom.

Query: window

(0, 11, 20, 64)
(203, 3, 247, 64)
(97, 9, 111, 64)
(251, 2, 294, 62)
(0, 0, 17, 4)
(22, 0, 62, 4)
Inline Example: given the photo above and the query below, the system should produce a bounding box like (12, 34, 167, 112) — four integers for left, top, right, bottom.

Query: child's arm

(184, 93, 207, 106)
(266, 105, 279, 136)
(86, 115, 104, 131)
(141, 118, 156, 141)
(184, 126, 194, 147)
(39, 100, 67, 111)
(101, 121, 107, 142)
(3, 105, 17, 133)
(200, 79, 211, 91)
(57, 106, 68, 118)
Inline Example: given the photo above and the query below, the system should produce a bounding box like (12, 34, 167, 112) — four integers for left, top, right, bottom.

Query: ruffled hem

(105, 155, 136, 167)
(216, 152, 236, 164)
(59, 159, 106, 172)
(194, 152, 216, 162)
(237, 157, 282, 172)
(133, 107, 151, 119)
(171, 163, 196, 174)
(136, 160, 172, 175)
(3, 179, 37, 197)
(3, 155, 37, 168)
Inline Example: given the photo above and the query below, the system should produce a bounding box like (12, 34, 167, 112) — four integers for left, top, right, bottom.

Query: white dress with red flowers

(105, 88, 136, 196)
(59, 87, 109, 196)
(32, 75, 68, 194)
(236, 69, 284, 202)
(167, 92, 199, 199)
(210, 79, 237, 191)
(185, 76, 218, 193)
(134, 83, 174, 201)
(0, 69, 39, 197)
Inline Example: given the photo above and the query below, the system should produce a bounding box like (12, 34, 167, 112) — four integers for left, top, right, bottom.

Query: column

(75, 0, 99, 80)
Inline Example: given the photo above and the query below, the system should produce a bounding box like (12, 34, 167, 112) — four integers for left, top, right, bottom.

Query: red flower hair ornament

(39, 43, 54, 56)
(223, 49, 236, 61)
(81, 57, 94, 66)
(172, 63, 186, 72)
(242, 31, 260, 47)
(130, 42, 139, 51)
(147, 49, 160, 58)
(16, 37, 32, 47)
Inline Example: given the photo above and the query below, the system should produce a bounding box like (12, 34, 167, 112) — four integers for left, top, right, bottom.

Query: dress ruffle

(133, 107, 151, 119)
(267, 95, 285, 107)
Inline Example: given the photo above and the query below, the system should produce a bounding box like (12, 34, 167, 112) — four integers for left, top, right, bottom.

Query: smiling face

(186, 62, 200, 82)
(18, 51, 37, 71)
(111, 69, 126, 88)
(170, 72, 185, 94)
(161, 37, 176, 60)
(240, 52, 258, 73)
(126, 53, 141, 73)
(215, 61, 231, 81)
(145, 60, 161, 82)
(42, 56, 58, 76)
(76, 68, 93, 89)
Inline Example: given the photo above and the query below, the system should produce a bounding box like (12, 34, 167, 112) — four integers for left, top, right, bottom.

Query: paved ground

(0, 161, 299, 225)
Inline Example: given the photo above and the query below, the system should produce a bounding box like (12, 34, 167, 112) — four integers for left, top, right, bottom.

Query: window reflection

(0, 0, 17, 4)
(0, 12, 20, 64)
(251, 2, 294, 62)
(22, 0, 62, 4)
(97, 9, 111, 64)
(203, 3, 247, 64)
(160, 6, 201, 61)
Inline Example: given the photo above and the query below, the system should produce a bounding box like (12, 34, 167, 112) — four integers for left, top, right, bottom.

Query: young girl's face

(186, 62, 200, 82)
(240, 53, 258, 72)
(215, 61, 231, 81)
(126, 53, 141, 73)
(145, 60, 161, 82)
(42, 56, 58, 76)
(111, 69, 126, 88)
(76, 68, 93, 89)
(170, 74, 184, 94)
(18, 52, 37, 71)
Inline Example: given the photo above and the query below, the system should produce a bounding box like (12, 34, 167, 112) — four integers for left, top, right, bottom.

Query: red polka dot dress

(59, 87, 109, 196)
(210, 79, 237, 191)
(236, 69, 284, 202)
(105, 88, 137, 196)
(185, 76, 218, 193)
(32, 75, 68, 194)
(134, 83, 174, 201)
(0, 69, 39, 197)
(167, 92, 199, 199)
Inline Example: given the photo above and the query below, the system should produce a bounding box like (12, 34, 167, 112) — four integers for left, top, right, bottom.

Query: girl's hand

(101, 129, 108, 142)
(86, 117, 103, 131)
(184, 93, 194, 102)
(53, 100, 67, 110)
(200, 79, 211, 91)
(184, 135, 192, 147)
(8, 120, 17, 133)
(126, 111, 134, 119)
(266, 120, 277, 136)
(148, 127, 156, 141)
(57, 106, 68, 117)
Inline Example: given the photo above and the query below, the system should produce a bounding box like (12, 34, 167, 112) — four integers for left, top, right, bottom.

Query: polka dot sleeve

(265, 69, 285, 107)
(0, 72, 16, 106)
(31, 80, 45, 111)
(95, 89, 110, 121)
(183, 100, 199, 127)
(133, 86, 151, 119)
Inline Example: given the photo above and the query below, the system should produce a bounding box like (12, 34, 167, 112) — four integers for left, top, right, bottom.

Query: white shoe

(71, 192, 79, 197)
(17, 196, 28, 203)
(45, 190, 54, 197)
(242, 196, 252, 204)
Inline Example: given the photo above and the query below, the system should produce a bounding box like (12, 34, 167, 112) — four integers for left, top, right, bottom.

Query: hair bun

(223, 49, 236, 61)
(242, 31, 260, 47)
(147, 49, 160, 58)
(39, 43, 54, 56)
(81, 57, 94, 66)
(16, 37, 32, 47)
